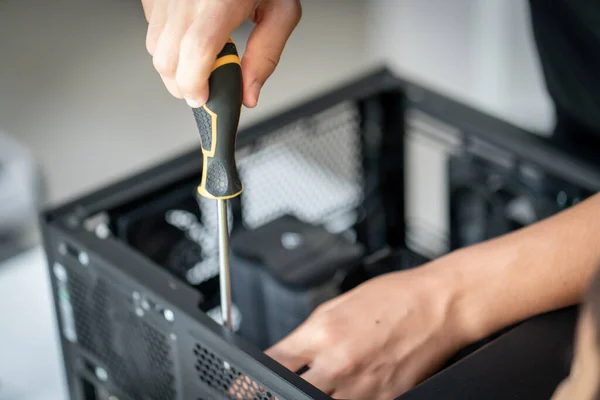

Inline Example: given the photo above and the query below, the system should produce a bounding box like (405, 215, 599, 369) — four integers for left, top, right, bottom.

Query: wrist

(424, 244, 511, 346)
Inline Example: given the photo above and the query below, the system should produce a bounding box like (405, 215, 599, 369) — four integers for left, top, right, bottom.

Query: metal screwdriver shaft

(216, 199, 232, 330)
(192, 38, 243, 332)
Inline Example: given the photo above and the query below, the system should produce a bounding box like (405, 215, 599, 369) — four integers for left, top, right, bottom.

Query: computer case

(41, 68, 600, 400)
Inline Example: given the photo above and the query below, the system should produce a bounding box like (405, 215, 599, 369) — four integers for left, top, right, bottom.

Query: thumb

(241, 0, 302, 108)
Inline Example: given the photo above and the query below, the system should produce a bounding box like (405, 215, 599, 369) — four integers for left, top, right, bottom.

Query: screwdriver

(192, 38, 243, 331)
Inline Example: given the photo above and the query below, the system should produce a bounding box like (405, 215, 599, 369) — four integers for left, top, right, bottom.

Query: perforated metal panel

(67, 266, 177, 400)
(238, 102, 363, 230)
(193, 342, 283, 400)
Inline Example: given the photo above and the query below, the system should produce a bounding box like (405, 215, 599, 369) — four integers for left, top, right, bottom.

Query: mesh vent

(238, 102, 363, 230)
(68, 268, 176, 400)
(193, 342, 283, 400)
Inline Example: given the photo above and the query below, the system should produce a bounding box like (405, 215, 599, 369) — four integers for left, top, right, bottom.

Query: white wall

(366, 0, 555, 134)
(1, 0, 555, 206)
(0, 0, 370, 206)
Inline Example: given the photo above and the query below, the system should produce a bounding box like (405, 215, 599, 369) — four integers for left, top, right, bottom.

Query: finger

(330, 390, 353, 400)
(159, 73, 183, 98)
(152, 0, 193, 78)
(330, 380, 375, 400)
(300, 364, 336, 396)
(241, 0, 302, 107)
(176, 1, 251, 106)
(265, 326, 316, 373)
(146, 0, 169, 55)
(141, 0, 153, 22)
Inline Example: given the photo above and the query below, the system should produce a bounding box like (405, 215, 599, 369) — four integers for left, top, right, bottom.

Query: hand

(265, 262, 474, 399)
(141, 0, 302, 108)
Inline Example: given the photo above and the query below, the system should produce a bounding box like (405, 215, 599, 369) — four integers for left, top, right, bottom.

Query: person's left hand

(265, 262, 474, 399)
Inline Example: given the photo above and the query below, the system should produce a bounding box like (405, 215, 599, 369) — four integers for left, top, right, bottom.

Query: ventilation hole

(193, 343, 285, 399)
(67, 269, 177, 400)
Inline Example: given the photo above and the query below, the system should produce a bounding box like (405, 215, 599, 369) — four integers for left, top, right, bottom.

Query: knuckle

(312, 314, 338, 347)
(180, 33, 211, 60)
(208, 0, 229, 16)
(146, 41, 155, 56)
(278, 0, 302, 23)
(264, 52, 281, 70)
(179, 34, 194, 55)
(177, 80, 201, 98)
(146, 34, 159, 56)
(176, 74, 203, 98)
(153, 54, 173, 75)
(291, 0, 302, 23)
(331, 349, 356, 378)
(312, 303, 328, 315)
(224, 0, 251, 19)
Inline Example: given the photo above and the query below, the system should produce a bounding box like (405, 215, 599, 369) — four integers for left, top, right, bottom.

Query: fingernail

(186, 98, 204, 109)
(251, 81, 262, 105)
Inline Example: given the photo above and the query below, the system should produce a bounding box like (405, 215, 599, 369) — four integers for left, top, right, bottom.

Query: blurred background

(0, 0, 553, 207)
(0, 0, 555, 399)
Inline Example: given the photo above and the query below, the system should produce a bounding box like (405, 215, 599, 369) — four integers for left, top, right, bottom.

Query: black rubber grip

(194, 107, 213, 152)
(193, 40, 243, 199)
(217, 42, 238, 58)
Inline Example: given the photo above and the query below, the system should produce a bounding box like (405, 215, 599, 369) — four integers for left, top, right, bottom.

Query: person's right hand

(141, 0, 302, 108)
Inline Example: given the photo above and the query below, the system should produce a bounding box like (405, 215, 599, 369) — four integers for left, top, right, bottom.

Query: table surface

(0, 247, 68, 400)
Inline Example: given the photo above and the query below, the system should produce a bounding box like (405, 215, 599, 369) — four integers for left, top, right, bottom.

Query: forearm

(436, 192, 600, 342)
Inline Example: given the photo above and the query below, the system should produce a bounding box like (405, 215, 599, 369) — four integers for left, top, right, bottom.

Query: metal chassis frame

(41, 67, 600, 400)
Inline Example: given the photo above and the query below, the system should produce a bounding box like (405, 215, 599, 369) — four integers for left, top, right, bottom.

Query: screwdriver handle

(193, 38, 243, 200)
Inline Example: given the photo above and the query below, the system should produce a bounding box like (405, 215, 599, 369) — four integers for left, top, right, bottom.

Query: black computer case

(41, 68, 600, 400)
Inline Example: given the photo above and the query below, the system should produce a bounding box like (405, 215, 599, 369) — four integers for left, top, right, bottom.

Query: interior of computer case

(42, 69, 599, 400)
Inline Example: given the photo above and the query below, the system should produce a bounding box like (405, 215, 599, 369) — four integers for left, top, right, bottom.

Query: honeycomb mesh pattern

(193, 342, 283, 400)
(67, 267, 176, 400)
(206, 161, 228, 196)
(238, 102, 363, 230)
(194, 107, 213, 151)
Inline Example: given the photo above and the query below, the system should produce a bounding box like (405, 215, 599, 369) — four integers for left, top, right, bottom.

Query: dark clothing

(529, 0, 600, 149)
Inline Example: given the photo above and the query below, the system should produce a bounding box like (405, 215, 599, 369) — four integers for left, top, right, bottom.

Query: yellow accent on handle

(197, 184, 243, 201)
(212, 55, 240, 72)
(197, 102, 243, 200)
(196, 38, 243, 200)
